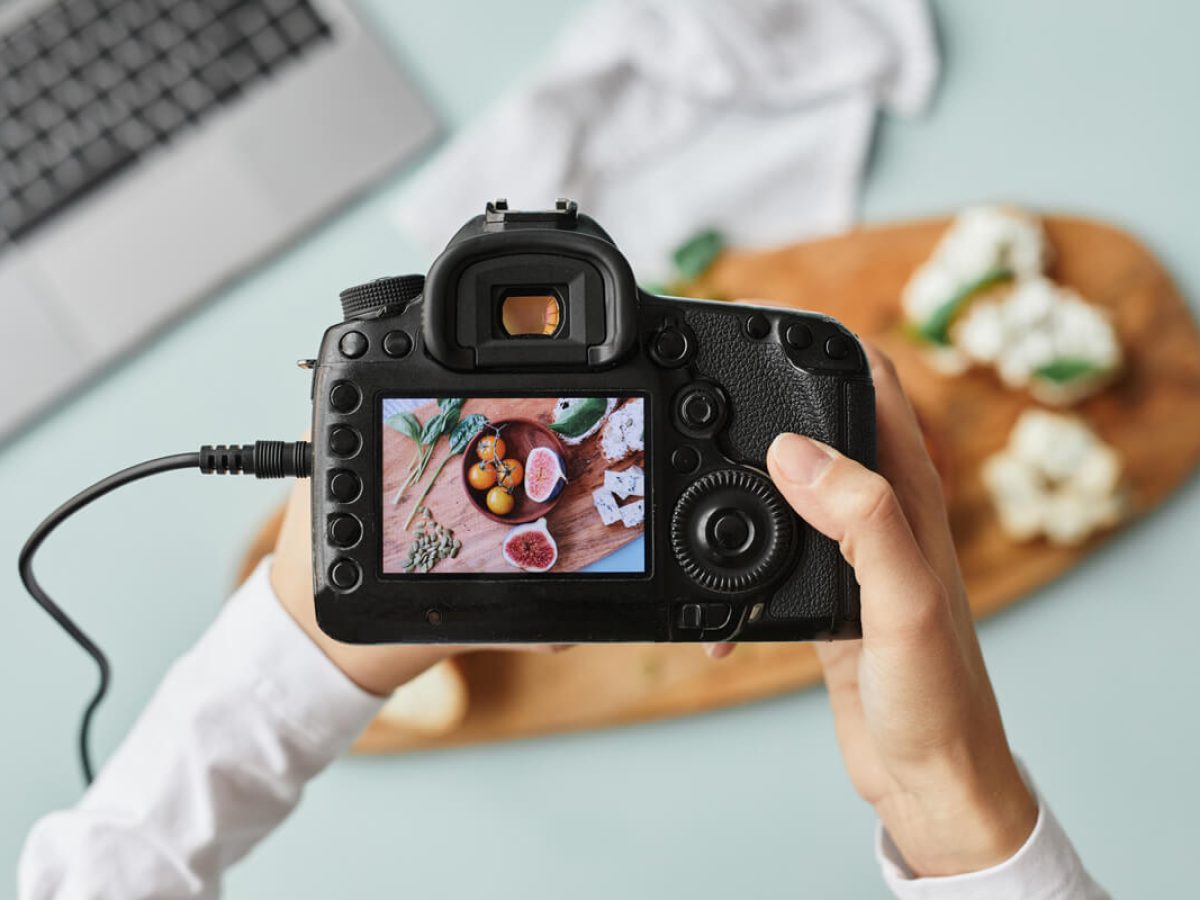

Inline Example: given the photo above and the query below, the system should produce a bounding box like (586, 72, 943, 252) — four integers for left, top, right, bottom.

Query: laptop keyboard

(0, 0, 332, 247)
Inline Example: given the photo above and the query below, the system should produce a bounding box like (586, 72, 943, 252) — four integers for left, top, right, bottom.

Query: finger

(703, 642, 736, 660)
(861, 344, 960, 581)
(766, 433, 949, 646)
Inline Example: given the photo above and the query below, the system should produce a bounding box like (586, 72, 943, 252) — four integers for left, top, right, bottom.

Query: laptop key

(174, 78, 216, 119)
(279, 9, 321, 49)
(112, 117, 156, 155)
(145, 97, 186, 140)
(198, 59, 240, 103)
(249, 27, 288, 71)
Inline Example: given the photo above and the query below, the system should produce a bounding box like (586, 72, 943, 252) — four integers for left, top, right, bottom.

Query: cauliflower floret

(982, 410, 1126, 546)
(951, 277, 1122, 404)
(902, 205, 1048, 330)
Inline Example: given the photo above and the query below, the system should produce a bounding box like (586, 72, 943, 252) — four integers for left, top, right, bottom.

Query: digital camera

(309, 200, 875, 644)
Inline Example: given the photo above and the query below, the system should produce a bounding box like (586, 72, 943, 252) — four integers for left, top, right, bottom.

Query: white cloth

(20, 557, 1104, 898)
(393, 0, 939, 281)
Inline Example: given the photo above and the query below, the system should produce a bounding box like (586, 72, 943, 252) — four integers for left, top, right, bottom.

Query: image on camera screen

(381, 396, 646, 575)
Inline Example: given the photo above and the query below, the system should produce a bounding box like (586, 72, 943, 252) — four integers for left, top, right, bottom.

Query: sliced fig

(501, 518, 559, 572)
(524, 446, 567, 503)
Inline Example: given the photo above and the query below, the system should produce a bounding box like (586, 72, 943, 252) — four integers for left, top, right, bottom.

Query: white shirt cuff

(874, 764, 1109, 899)
(211, 555, 384, 752)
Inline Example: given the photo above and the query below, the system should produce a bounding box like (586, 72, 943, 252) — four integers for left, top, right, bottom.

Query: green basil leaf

(1034, 357, 1106, 384)
(672, 229, 725, 280)
(916, 266, 1013, 346)
(420, 411, 447, 446)
(385, 412, 421, 442)
(439, 397, 465, 415)
(448, 414, 488, 455)
(440, 405, 462, 437)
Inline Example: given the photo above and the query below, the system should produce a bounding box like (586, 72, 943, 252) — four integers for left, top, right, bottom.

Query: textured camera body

(310, 201, 874, 645)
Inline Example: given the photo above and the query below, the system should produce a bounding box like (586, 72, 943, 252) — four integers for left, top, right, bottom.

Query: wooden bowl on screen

(461, 418, 568, 524)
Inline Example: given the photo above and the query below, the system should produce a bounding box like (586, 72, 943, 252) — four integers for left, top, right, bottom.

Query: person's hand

(268, 448, 570, 696)
(716, 344, 1037, 877)
(269, 473, 452, 696)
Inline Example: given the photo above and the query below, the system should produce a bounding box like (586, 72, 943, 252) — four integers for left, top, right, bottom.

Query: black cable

(18, 441, 311, 786)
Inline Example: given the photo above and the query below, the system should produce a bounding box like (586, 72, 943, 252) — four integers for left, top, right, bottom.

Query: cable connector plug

(199, 441, 312, 478)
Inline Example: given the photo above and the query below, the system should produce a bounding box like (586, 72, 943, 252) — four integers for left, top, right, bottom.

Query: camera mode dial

(671, 468, 794, 593)
(339, 275, 425, 321)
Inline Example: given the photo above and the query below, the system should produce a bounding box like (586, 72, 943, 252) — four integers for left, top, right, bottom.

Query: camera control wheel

(670, 468, 795, 593)
(339, 275, 425, 321)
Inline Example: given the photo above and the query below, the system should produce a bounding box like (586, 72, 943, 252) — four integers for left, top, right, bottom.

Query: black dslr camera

(310, 200, 875, 645)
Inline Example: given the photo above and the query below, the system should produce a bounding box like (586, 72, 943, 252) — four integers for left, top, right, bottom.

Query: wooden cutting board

(382, 398, 644, 575)
(238, 214, 1200, 754)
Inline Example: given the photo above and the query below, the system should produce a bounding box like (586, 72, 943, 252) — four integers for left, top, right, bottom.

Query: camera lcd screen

(380, 396, 646, 576)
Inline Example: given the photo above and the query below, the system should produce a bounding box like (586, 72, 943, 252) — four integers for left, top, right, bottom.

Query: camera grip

(684, 309, 873, 632)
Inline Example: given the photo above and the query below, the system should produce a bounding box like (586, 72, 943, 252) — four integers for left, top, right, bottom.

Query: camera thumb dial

(339, 275, 425, 321)
(670, 468, 795, 594)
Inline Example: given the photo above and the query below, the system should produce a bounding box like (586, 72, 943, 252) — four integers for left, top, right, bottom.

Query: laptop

(0, 0, 437, 439)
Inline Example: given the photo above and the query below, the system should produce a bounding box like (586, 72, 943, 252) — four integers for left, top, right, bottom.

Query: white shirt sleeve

(875, 765, 1111, 899)
(18, 556, 384, 900)
(20, 556, 1108, 900)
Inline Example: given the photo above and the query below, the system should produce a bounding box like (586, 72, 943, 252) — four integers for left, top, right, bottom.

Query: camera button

(711, 510, 753, 556)
(675, 383, 726, 435)
(339, 331, 368, 359)
(327, 514, 363, 548)
(744, 313, 771, 340)
(383, 330, 413, 358)
(677, 603, 703, 630)
(329, 559, 360, 591)
(329, 382, 361, 413)
(681, 392, 717, 429)
(329, 470, 362, 503)
(671, 445, 701, 474)
(651, 327, 690, 366)
(701, 602, 732, 630)
(785, 322, 813, 350)
(329, 426, 361, 458)
(824, 334, 852, 360)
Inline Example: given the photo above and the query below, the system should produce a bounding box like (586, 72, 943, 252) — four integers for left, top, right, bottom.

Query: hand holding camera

(276, 332, 1035, 878)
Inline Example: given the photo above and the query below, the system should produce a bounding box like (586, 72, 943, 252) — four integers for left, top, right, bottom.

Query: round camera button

(825, 334, 852, 360)
(655, 329, 686, 360)
(675, 383, 726, 435)
(329, 559, 360, 590)
(681, 392, 717, 429)
(328, 514, 362, 548)
(711, 510, 752, 554)
(329, 382, 361, 413)
(785, 322, 813, 350)
(329, 470, 361, 503)
(339, 331, 368, 359)
(671, 446, 701, 474)
(329, 425, 361, 458)
(745, 313, 771, 340)
(651, 327, 690, 366)
(383, 330, 413, 358)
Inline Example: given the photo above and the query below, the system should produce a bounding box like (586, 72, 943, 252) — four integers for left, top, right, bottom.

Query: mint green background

(3, 1, 1197, 896)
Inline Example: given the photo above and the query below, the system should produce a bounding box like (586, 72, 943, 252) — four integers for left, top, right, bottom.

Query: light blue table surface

(4, 1, 1197, 896)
